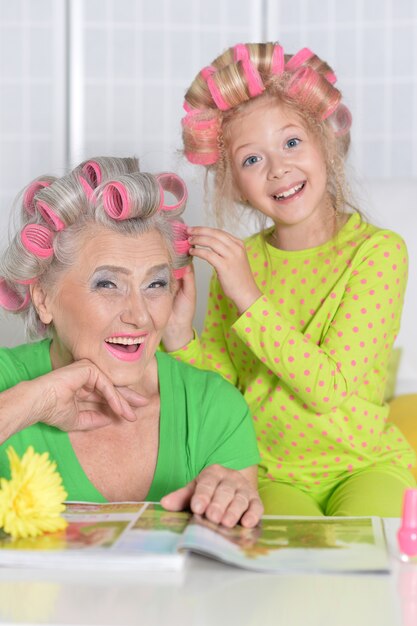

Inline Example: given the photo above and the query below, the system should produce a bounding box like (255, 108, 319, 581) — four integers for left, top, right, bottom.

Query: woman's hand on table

(27, 359, 148, 432)
(160, 465, 263, 528)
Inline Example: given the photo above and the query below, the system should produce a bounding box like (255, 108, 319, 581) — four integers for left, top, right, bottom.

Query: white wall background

(0, 0, 416, 392)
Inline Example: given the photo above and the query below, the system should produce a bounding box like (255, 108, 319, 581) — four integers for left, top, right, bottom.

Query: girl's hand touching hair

(160, 465, 263, 528)
(188, 226, 262, 315)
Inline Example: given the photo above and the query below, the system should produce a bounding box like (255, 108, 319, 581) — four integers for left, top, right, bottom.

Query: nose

(267, 154, 290, 180)
(120, 291, 151, 328)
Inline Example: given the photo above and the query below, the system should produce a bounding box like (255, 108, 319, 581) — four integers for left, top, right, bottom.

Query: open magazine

(0, 501, 389, 573)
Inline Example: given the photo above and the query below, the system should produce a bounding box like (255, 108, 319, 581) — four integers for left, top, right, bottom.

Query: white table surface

(0, 518, 416, 626)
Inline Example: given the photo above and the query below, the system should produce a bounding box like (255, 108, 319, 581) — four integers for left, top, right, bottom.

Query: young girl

(162, 42, 416, 516)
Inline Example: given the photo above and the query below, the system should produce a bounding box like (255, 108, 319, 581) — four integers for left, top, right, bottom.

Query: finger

(116, 386, 149, 408)
(85, 369, 138, 422)
(188, 226, 242, 245)
(204, 479, 237, 524)
(189, 246, 229, 271)
(189, 234, 241, 258)
(218, 490, 252, 528)
(160, 481, 196, 511)
(73, 410, 114, 431)
(190, 468, 221, 515)
(239, 497, 264, 528)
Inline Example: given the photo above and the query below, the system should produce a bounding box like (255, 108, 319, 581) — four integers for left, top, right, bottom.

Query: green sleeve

(233, 231, 408, 412)
(195, 373, 260, 472)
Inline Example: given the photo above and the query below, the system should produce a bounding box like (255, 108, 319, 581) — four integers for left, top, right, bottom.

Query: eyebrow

(94, 263, 171, 277)
(233, 124, 303, 153)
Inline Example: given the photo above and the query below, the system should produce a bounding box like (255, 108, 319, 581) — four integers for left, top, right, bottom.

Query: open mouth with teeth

(104, 335, 146, 362)
(272, 182, 305, 202)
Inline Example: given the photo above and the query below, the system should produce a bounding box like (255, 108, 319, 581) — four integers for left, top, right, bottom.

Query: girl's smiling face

(35, 226, 175, 390)
(227, 98, 334, 248)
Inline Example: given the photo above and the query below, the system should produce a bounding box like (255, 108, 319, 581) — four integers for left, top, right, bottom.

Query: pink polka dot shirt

(170, 214, 415, 495)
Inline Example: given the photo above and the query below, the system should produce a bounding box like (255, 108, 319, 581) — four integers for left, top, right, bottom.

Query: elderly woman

(0, 157, 262, 528)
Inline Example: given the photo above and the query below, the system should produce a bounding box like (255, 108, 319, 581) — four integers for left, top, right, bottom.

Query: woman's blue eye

(148, 279, 168, 289)
(96, 279, 117, 289)
(242, 155, 261, 167)
(286, 137, 300, 149)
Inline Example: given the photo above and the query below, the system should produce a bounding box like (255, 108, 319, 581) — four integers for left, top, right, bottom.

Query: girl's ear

(30, 282, 53, 325)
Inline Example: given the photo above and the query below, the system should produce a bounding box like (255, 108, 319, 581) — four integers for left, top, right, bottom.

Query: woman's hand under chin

(160, 464, 263, 528)
(27, 358, 148, 432)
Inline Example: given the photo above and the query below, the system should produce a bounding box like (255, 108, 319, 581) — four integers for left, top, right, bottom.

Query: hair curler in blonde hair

(286, 66, 341, 120)
(182, 42, 352, 169)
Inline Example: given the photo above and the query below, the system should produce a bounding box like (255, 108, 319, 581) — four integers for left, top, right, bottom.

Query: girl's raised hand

(188, 226, 261, 314)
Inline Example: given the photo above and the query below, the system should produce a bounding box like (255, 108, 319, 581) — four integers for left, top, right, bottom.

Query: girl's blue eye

(242, 155, 261, 167)
(286, 137, 300, 149)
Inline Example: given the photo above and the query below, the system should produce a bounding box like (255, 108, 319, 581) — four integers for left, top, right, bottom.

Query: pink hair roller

(271, 44, 285, 74)
(21, 224, 54, 259)
(200, 65, 229, 110)
(200, 66, 216, 80)
(102, 181, 131, 220)
(181, 110, 221, 165)
(327, 103, 352, 136)
(0, 279, 30, 312)
(36, 200, 65, 232)
(182, 109, 216, 131)
(184, 151, 219, 166)
(206, 74, 231, 111)
(23, 180, 52, 215)
(171, 221, 191, 255)
(287, 66, 339, 120)
(14, 276, 38, 285)
(232, 44, 264, 97)
(173, 266, 189, 280)
(79, 174, 95, 201)
(157, 173, 188, 212)
(183, 100, 193, 113)
(82, 161, 102, 188)
(287, 66, 320, 97)
(325, 70, 337, 85)
(285, 47, 315, 72)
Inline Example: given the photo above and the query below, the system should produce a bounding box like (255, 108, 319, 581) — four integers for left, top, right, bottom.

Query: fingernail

(192, 499, 204, 514)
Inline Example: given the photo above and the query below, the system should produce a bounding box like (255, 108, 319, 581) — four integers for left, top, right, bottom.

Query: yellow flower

(0, 446, 68, 540)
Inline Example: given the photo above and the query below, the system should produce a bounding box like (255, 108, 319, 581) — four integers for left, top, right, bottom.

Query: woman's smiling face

(37, 226, 175, 389)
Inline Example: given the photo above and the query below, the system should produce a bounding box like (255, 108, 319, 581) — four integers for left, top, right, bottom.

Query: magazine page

(179, 515, 390, 573)
(0, 502, 187, 571)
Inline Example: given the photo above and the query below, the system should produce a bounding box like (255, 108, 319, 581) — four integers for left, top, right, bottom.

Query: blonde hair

(182, 42, 354, 226)
(0, 157, 191, 338)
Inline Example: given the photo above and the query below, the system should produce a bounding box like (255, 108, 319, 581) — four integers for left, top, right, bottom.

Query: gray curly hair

(0, 156, 191, 339)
